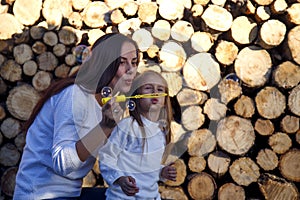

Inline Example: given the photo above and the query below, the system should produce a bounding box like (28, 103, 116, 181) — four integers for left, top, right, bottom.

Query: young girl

(99, 70, 177, 200)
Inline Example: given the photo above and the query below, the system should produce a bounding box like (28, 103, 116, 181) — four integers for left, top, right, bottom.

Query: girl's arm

(99, 125, 127, 186)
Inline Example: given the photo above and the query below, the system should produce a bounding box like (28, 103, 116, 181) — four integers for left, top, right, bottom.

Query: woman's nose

(126, 63, 135, 74)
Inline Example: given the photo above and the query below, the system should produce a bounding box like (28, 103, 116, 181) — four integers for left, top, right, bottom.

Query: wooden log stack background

(0, 0, 300, 199)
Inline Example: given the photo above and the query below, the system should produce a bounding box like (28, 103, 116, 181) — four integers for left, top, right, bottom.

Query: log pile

(0, 0, 299, 199)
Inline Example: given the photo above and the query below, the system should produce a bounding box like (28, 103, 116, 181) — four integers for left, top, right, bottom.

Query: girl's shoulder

(117, 116, 135, 128)
(116, 116, 141, 134)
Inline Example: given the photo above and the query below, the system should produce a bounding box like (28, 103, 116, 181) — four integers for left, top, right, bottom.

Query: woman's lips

(124, 79, 133, 85)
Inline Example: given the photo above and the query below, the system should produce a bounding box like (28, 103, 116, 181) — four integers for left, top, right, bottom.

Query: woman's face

(109, 41, 138, 93)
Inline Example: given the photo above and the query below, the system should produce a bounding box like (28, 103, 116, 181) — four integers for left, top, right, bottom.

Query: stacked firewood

(0, 0, 299, 199)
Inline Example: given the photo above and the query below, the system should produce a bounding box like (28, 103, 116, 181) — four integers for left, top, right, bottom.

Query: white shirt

(13, 84, 102, 200)
(99, 116, 166, 200)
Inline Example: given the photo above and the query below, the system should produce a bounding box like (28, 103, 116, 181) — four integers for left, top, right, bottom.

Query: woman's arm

(76, 123, 113, 161)
(76, 95, 123, 161)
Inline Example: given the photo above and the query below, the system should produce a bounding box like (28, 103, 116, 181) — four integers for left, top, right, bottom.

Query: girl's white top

(99, 116, 166, 200)
(13, 84, 102, 200)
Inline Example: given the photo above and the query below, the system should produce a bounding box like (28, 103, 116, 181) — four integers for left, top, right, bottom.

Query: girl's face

(138, 74, 167, 117)
(109, 41, 138, 93)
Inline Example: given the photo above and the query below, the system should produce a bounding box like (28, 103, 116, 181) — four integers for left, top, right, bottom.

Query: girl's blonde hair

(129, 70, 173, 146)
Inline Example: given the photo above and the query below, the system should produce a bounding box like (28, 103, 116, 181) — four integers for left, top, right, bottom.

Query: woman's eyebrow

(120, 56, 138, 60)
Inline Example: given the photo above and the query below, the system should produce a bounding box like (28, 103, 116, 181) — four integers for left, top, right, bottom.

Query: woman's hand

(161, 162, 177, 181)
(100, 97, 123, 129)
(116, 176, 139, 196)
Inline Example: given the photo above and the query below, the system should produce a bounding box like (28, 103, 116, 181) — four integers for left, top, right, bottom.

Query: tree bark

(234, 46, 272, 88)
(159, 185, 188, 200)
(23, 60, 38, 76)
(182, 106, 205, 131)
(12, 0, 42, 26)
(188, 156, 206, 173)
(216, 116, 255, 155)
(183, 53, 221, 91)
(203, 98, 227, 121)
(6, 84, 41, 121)
(255, 86, 286, 119)
(187, 172, 217, 200)
(201, 5, 233, 31)
(279, 149, 300, 182)
(231, 16, 258, 45)
(273, 61, 300, 89)
(256, 148, 279, 170)
(0, 117, 21, 139)
(234, 95, 255, 118)
(218, 183, 245, 200)
(81, 1, 109, 28)
(229, 157, 260, 186)
(258, 173, 299, 199)
(207, 151, 231, 178)
(0, 144, 20, 167)
(280, 115, 299, 134)
(0, 167, 18, 197)
(188, 129, 216, 157)
(269, 132, 292, 154)
(255, 119, 275, 136)
(13, 44, 33, 65)
(215, 40, 238, 65)
(288, 84, 300, 116)
(164, 159, 186, 186)
(32, 71, 52, 92)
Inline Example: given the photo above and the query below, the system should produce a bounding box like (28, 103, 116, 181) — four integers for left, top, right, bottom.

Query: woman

(13, 33, 140, 200)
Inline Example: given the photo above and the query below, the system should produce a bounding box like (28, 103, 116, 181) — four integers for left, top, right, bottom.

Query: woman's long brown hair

(24, 33, 139, 132)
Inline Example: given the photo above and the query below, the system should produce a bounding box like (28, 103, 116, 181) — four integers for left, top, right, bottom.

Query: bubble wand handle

(101, 93, 168, 104)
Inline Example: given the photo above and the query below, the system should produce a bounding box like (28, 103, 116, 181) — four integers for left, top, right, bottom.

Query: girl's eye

(144, 86, 153, 90)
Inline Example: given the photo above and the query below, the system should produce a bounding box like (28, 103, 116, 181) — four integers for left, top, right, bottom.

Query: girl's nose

(154, 87, 160, 94)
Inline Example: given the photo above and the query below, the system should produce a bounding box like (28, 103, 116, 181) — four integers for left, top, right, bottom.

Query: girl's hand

(116, 176, 139, 196)
(161, 162, 177, 181)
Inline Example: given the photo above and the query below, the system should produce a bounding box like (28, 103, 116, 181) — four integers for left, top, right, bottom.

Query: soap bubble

(73, 45, 91, 64)
(101, 86, 112, 98)
(224, 73, 240, 83)
(126, 100, 136, 111)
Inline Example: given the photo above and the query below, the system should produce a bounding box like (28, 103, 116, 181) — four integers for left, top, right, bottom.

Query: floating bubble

(101, 86, 112, 98)
(224, 73, 240, 83)
(73, 45, 91, 64)
(126, 100, 136, 111)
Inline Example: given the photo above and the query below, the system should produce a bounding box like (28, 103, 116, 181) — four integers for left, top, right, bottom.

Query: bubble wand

(102, 93, 168, 104)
